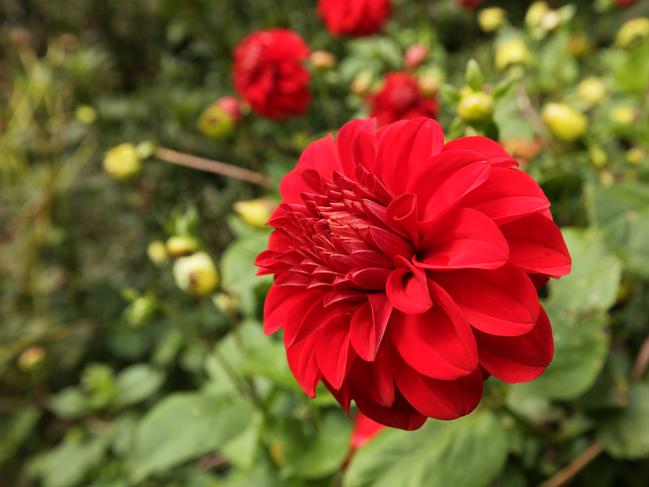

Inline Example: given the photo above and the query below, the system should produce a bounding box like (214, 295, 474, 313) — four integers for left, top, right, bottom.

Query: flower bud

(166, 235, 199, 257)
(616, 18, 649, 48)
(18, 346, 45, 371)
(626, 147, 645, 165)
(212, 292, 239, 315)
(542, 103, 588, 142)
(351, 71, 374, 97)
(103, 143, 141, 180)
(540, 10, 561, 32)
(458, 91, 494, 124)
(147, 240, 168, 265)
(478, 8, 506, 33)
(417, 69, 442, 97)
(503, 138, 542, 163)
(233, 199, 274, 228)
(495, 38, 529, 70)
(404, 44, 428, 69)
(589, 145, 607, 168)
(310, 50, 336, 70)
(125, 295, 156, 327)
(198, 97, 242, 139)
(526, 2, 550, 29)
(76, 105, 97, 125)
(577, 77, 607, 107)
(610, 106, 637, 126)
(173, 252, 219, 297)
(568, 33, 591, 58)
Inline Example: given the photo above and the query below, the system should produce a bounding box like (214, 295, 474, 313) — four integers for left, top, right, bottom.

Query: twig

(538, 441, 604, 487)
(154, 147, 271, 187)
(539, 334, 649, 487)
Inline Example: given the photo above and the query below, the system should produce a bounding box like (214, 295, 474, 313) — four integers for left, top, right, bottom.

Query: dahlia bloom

(318, 0, 391, 37)
(370, 73, 438, 126)
(233, 29, 310, 119)
(257, 117, 571, 430)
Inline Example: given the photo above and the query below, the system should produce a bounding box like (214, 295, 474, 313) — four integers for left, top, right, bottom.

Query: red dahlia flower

(233, 29, 311, 119)
(370, 73, 438, 126)
(318, 0, 391, 37)
(256, 117, 571, 430)
(458, 0, 485, 9)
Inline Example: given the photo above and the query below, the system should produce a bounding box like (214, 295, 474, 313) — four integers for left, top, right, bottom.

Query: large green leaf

(129, 392, 254, 482)
(512, 228, 621, 400)
(344, 411, 507, 487)
(598, 383, 649, 459)
(587, 182, 649, 278)
(114, 364, 164, 407)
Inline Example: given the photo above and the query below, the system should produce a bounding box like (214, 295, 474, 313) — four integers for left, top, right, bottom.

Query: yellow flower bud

(568, 33, 591, 58)
(577, 77, 607, 107)
(76, 105, 97, 125)
(212, 292, 239, 314)
(542, 103, 588, 142)
(589, 145, 607, 168)
(610, 106, 637, 126)
(147, 240, 168, 266)
(233, 199, 274, 228)
(616, 18, 649, 48)
(541, 10, 561, 32)
(626, 147, 645, 165)
(478, 8, 507, 33)
(103, 143, 141, 180)
(166, 235, 199, 257)
(198, 104, 235, 139)
(18, 346, 45, 371)
(417, 70, 442, 97)
(310, 50, 336, 70)
(173, 252, 219, 297)
(351, 71, 374, 97)
(526, 2, 550, 29)
(495, 38, 529, 70)
(458, 91, 494, 124)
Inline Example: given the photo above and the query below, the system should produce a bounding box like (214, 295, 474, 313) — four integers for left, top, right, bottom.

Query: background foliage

(2, 0, 649, 485)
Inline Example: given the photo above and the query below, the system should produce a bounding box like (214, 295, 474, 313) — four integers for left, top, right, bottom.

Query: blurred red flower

(318, 0, 391, 37)
(257, 117, 571, 430)
(614, 0, 638, 6)
(233, 29, 311, 119)
(457, 0, 485, 8)
(370, 73, 437, 126)
(351, 412, 384, 450)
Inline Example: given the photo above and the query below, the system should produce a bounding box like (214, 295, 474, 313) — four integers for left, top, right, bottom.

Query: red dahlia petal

(436, 266, 540, 336)
(287, 333, 321, 397)
(315, 318, 355, 390)
(354, 391, 426, 431)
(476, 307, 554, 383)
(386, 260, 432, 314)
(443, 135, 517, 167)
(350, 293, 393, 361)
(264, 285, 319, 335)
(500, 213, 572, 278)
(336, 118, 378, 176)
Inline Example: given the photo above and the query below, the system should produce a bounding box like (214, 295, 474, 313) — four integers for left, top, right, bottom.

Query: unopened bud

(233, 199, 275, 228)
(404, 44, 428, 69)
(351, 71, 374, 97)
(198, 97, 242, 140)
(616, 18, 649, 48)
(577, 77, 607, 107)
(626, 147, 645, 165)
(458, 91, 494, 124)
(212, 292, 239, 314)
(478, 8, 507, 33)
(103, 143, 141, 180)
(18, 346, 45, 371)
(147, 241, 168, 265)
(495, 38, 529, 70)
(540, 10, 561, 32)
(310, 50, 336, 70)
(503, 138, 541, 163)
(526, 2, 550, 29)
(173, 252, 219, 297)
(166, 235, 199, 258)
(76, 105, 97, 125)
(417, 70, 441, 97)
(568, 33, 591, 58)
(542, 103, 588, 142)
(610, 106, 636, 126)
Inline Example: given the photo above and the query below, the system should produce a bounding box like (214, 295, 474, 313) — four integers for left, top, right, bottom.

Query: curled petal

(350, 293, 393, 361)
(386, 260, 432, 314)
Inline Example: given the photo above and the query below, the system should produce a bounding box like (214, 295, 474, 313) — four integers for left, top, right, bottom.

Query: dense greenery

(2, 0, 649, 486)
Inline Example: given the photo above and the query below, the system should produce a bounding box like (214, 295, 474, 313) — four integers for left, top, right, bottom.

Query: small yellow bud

(310, 50, 336, 70)
(173, 252, 219, 297)
(351, 71, 374, 97)
(610, 106, 637, 126)
(496, 38, 529, 70)
(18, 346, 45, 371)
(589, 145, 607, 168)
(212, 292, 239, 314)
(626, 147, 645, 165)
(541, 10, 561, 32)
(233, 199, 275, 228)
(198, 105, 234, 139)
(577, 77, 607, 107)
(147, 241, 168, 266)
(458, 91, 494, 124)
(103, 143, 141, 180)
(166, 235, 199, 258)
(616, 18, 649, 48)
(526, 2, 550, 29)
(478, 8, 507, 33)
(76, 105, 97, 125)
(542, 103, 588, 142)
(417, 70, 442, 97)
(568, 33, 591, 58)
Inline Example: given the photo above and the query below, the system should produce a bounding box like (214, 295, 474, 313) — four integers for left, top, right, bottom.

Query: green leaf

(49, 387, 90, 419)
(614, 39, 649, 94)
(114, 364, 164, 407)
(129, 392, 255, 482)
(465, 59, 484, 91)
(282, 411, 352, 479)
(344, 411, 507, 487)
(0, 407, 41, 464)
(598, 383, 649, 459)
(513, 228, 620, 400)
(587, 182, 649, 278)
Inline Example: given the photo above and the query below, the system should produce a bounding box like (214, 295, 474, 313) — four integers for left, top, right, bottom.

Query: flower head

(233, 29, 311, 119)
(256, 117, 571, 429)
(370, 73, 438, 126)
(318, 0, 391, 37)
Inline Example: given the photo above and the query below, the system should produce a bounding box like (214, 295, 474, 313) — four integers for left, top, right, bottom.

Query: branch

(538, 441, 604, 487)
(154, 147, 271, 187)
